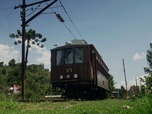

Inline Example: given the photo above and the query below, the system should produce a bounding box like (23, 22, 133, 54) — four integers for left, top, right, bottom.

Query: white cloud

(133, 52, 146, 61)
(29, 45, 50, 69)
(0, 43, 50, 69)
(115, 74, 148, 89)
(0, 44, 20, 64)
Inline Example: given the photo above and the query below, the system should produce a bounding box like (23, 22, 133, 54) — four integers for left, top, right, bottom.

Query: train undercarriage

(52, 82, 108, 100)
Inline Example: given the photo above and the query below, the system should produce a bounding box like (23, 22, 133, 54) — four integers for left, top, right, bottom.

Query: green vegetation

(144, 43, 152, 90)
(0, 43, 151, 113)
(0, 60, 51, 100)
(0, 94, 151, 114)
(10, 29, 47, 65)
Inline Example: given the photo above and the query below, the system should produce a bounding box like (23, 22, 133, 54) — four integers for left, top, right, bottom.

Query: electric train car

(51, 39, 110, 99)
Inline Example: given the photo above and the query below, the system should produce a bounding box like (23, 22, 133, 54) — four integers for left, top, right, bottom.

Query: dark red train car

(51, 39, 110, 99)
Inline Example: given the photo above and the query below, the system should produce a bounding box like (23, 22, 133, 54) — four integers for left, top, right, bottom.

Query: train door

(90, 50, 97, 85)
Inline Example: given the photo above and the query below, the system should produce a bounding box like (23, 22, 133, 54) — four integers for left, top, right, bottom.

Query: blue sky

(0, 0, 152, 88)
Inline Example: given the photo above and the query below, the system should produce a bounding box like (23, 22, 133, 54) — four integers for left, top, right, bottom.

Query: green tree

(0, 62, 4, 67)
(109, 75, 115, 97)
(7, 64, 21, 86)
(141, 85, 146, 94)
(119, 86, 125, 99)
(9, 29, 46, 65)
(2, 68, 7, 75)
(0, 67, 7, 93)
(144, 43, 152, 90)
(8, 59, 16, 66)
(25, 64, 50, 99)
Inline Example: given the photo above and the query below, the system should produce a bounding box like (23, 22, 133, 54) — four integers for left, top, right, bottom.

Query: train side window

(90, 50, 93, 64)
(74, 47, 84, 63)
(65, 49, 73, 64)
(56, 50, 63, 66)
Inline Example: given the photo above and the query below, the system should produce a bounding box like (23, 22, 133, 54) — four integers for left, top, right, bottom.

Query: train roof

(51, 39, 89, 50)
(66, 39, 88, 45)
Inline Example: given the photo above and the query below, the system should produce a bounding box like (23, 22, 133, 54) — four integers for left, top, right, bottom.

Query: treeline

(0, 59, 52, 100)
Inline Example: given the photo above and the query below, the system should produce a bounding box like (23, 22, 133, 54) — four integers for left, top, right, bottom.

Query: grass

(0, 94, 152, 114)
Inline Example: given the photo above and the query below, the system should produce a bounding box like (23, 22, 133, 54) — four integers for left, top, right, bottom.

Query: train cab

(51, 39, 110, 99)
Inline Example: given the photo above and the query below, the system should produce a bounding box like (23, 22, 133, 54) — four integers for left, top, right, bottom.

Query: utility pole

(21, 0, 26, 100)
(122, 58, 128, 98)
(14, 0, 58, 100)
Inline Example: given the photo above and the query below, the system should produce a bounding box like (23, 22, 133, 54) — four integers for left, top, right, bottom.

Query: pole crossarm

(22, 0, 58, 26)
(14, 0, 51, 9)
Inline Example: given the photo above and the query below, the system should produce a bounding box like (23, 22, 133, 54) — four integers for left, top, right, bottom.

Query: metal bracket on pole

(23, 0, 58, 26)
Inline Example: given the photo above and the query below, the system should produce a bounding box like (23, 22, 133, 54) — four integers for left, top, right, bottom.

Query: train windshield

(56, 47, 84, 66)
(74, 47, 84, 63)
(56, 50, 63, 66)
(65, 49, 73, 64)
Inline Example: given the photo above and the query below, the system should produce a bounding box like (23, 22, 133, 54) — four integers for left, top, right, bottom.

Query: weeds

(0, 94, 151, 114)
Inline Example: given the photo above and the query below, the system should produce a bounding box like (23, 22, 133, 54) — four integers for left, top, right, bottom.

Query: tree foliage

(0, 63, 51, 100)
(25, 64, 50, 99)
(144, 43, 152, 90)
(119, 86, 125, 99)
(109, 75, 115, 96)
(8, 59, 16, 66)
(0, 62, 4, 67)
(9, 29, 47, 64)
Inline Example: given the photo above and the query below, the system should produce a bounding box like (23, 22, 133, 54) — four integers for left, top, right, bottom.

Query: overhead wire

(62, 22, 77, 39)
(0, 7, 15, 16)
(26, 4, 42, 17)
(0, 7, 13, 11)
(50, 6, 77, 39)
(59, 0, 83, 39)
(44, 1, 77, 39)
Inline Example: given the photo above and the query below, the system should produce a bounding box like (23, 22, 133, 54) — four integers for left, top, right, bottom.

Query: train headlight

(60, 75, 63, 79)
(73, 74, 78, 78)
(66, 74, 70, 79)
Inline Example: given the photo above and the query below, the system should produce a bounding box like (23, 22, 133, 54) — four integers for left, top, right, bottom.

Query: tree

(141, 85, 146, 94)
(0, 62, 4, 67)
(2, 68, 7, 75)
(9, 29, 46, 65)
(0, 67, 7, 93)
(7, 64, 21, 86)
(25, 64, 50, 99)
(8, 59, 16, 66)
(144, 43, 152, 90)
(109, 74, 115, 97)
(119, 86, 125, 99)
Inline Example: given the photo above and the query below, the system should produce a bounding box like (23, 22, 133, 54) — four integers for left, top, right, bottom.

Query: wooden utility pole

(14, 0, 58, 100)
(122, 58, 128, 98)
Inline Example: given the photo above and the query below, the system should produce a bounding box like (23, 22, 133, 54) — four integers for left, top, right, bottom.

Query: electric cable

(59, 0, 83, 39)
(0, 7, 15, 17)
(45, 1, 77, 39)
(62, 22, 77, 39)
(26, 4, 42, 17)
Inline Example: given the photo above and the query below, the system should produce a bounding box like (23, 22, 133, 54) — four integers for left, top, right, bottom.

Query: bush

(131, 95, 136, 101)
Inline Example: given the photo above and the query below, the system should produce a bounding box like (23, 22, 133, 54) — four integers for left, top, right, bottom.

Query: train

(51, 39, 110, 99)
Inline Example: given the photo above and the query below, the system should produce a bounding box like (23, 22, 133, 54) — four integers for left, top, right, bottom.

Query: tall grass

(0, 94, 151, 114)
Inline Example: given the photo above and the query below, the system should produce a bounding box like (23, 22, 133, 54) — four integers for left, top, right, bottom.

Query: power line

(26, 4, 42, 17)
(59, 0, 83, 39)
(46, 2, 77, 39)
(51, 7, 77, 39)
(0, 7, 15, 17)
(0, 7, 13, 11)
(62, 22, 77, 39)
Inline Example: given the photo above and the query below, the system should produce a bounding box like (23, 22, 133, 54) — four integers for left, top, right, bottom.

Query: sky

(0, 0, 152, 89)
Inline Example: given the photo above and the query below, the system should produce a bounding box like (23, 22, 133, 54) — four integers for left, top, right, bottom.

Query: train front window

(74, 48, 84, 63)
(56, 50, 63, 66)
(65, 49, 73, 64)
